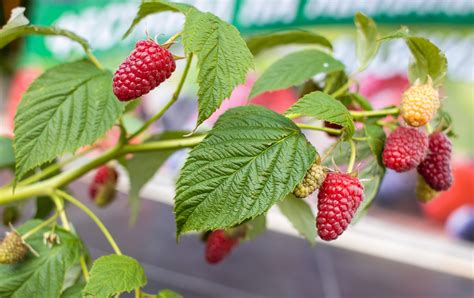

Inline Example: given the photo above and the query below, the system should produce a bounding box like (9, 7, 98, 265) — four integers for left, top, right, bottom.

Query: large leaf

(353, 159, 385, 222)
(183, 10, 254, 127)
(285, 91, 355, 138)
(354, 12, 379, 72)
(123, 0, 195, 38)
(61, 282, 86, 298)
(250, 49, 344, 99)
(174, 105, 316, 236)
(0, 136, 15, 169)
(278, 194, 316, 245)
(83, 254, 147, 298)
(246, 30, 332, 56)
(14, 61, 125, 179)
(364, 123, 386, 167)
(124, 131, 187, 224)
(0, 220, 83, 298)
(243, 214, 267, 241)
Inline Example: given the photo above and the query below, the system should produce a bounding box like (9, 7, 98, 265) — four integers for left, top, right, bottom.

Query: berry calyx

(382, 126, 428, 172)
(400, 79, 440, 127)
(417, 132, 453, 191)
(316, 172, 364, 241)
(89, 165, 119, 207)
(0, 231, 29, 264)
(113, 39, 176, 101)
(416, 175, 438, 203)
(293, 160, 327, 198)
(205, 230, 239, 264)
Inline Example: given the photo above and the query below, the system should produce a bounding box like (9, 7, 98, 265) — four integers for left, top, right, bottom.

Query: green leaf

(285, 91, 355, 138)
(345, 93, 373, 111)
(323, 70, 348, 95)
(354, 12, 380, 71)
(243, 214, 266, 241)
(34, 196, 55, 219)
(183, 10, 253, 127)
(364, 124, 386, 167)
(0, 136, 15, 169)
(353, 159, 385, 222)
(83, 254, 147, 298)
(0, 220, 83, 298)
(61, 282, 86, 298)
(174, 105, 316, 236)
(322, 137, 373, 167)
(123, 0, 195, 38)
(157, 289, 183, 298)
(125, 131, 187, 224)
(124, 99, 141, 114)
(246, 30, 332, 56)
(250, 49, 344, 99)
(278, 194, 316, 245)
(14, 61, 125, 180)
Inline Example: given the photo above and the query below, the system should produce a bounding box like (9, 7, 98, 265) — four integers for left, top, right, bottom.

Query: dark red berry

(417, 132, 453, 191)
(89, 165, 118, 207)
(113, 40, 176, 101)
(205, 230, 238, 264)
(316, 172, 364, 241)
(382, 126, 428, 172)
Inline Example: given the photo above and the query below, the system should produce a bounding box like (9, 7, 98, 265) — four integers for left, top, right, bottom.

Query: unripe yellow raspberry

(400, 79, 440, 127)
(293, 160, 326, 198)
(0, 231, 29, 264)
(416, 175, 438, 203)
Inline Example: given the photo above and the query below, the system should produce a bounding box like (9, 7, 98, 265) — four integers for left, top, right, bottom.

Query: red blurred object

(6, 67, 42, 135)
(250, 88, 297, 114)
(358, 74, 409, 109)
(422, 163, 474, 222)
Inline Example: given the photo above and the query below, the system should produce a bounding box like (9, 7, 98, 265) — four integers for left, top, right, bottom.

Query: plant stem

(347, 139, 356, 173)
(85, 48, 104, 70)
(350, 107, 400, 120)
(296, 123, 342, 135)
(56, 190, 122, 255)
(352, 136, 368, 141)
(128, 53, 194, 141)
(122, 134, 205, 153)
(80, 257, 90, 281)
(330, 81, 350, 98)
(426, 122, 433, 134)
(21, 213, 59, 240)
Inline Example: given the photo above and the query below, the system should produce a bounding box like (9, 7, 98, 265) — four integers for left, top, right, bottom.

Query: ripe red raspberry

(417, 132, 453, 191)
(89, 165, 118, 207)
(113, 39, 176, 101)
(205, 230, 238, 264)
(382, 126, 428, 172)
(316, 172, 364, 241)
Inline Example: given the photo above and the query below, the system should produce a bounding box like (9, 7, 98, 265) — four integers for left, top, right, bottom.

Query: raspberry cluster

(113, 40, 176, 101)
(205, 230, 239, 264)
(316, 172, 364, 241)
(293, 162, 327, 198)
(382, 127, 428, 172)
(417, 132, 453, 191)
(0, 231, 28, 264)
(89, 165, 118, 207)
(400, 80, 440, 127)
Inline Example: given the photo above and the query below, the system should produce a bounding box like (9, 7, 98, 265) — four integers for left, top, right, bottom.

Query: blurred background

(0, 0, 473, 297)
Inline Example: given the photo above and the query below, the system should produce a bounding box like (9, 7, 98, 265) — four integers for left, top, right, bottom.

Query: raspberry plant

(0, 1, 454, 297)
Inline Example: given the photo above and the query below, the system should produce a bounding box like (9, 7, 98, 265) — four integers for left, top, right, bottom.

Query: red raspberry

(316, 172, 364, 241)
(89, 165, 118, 207)
(382, 127, 428, 172)
(205, 230, 238, 264)
(324, 121, 343, 137)
(113, 40, 176, 101)
(417, 132, 453, 191)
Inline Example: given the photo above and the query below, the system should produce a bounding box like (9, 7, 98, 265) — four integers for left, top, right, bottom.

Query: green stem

(128, 53, 194, 141)
(85, 48, 104, 70)
(352, 136, 368, 141)
(51, 193, 72, 230)
(296, 123, 342, 135)
(347, 139, 356, 173)
(21, 213, 59, 240)
(57, 190, 122, 255)
(350, 107, 400, 120)
(330, 81, 350, 98)
(122, 135, 205, 153)
(426, 122, 433, 134)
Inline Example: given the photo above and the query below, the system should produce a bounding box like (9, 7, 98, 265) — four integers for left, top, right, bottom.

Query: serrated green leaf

(322, 138, 373, 167)
(246, 30, 332, 56)
(243, 214, 266, 241)
(0, 136, 15, 169)
(157, 289, 183, 298)
(83, 254, 147, 298)
(0, 220, 83, 298)
(61, 282, 86, 298)
(14, 61, 125, 180)
(278, 194, 316, 245)
(354, 12, 380, 72)
(183, 10, 253, 127)
(125, 131, 187, 224)
(250, 49, 344, 99)
(174, 105, 316, 236)
(353, 159, 385, 222)
(364, 124, 386, 167)
(285, 91, 355, 138)
(123, 0, 195, 38)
